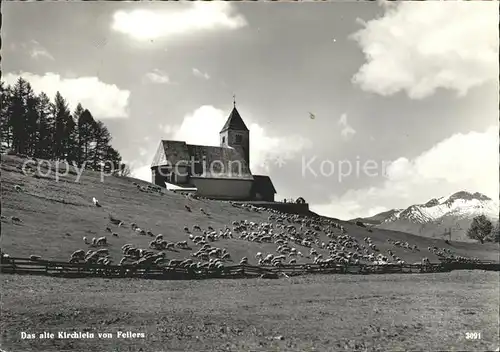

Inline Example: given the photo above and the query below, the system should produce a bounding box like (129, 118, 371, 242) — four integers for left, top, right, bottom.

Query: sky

(2, 1, 499, 220)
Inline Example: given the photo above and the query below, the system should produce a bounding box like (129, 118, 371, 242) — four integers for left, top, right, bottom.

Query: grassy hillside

(1, 154, 498, 266)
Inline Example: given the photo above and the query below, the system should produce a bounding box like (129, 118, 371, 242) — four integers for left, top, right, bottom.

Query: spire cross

(233, 94, 236, 107)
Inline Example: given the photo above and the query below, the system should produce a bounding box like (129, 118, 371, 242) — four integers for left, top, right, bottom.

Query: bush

(488, 222, 499, 243)
(356, 221, 366, 228)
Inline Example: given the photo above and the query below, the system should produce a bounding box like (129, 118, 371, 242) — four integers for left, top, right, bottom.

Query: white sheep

(71, 250, 85, 259)
(96, 236, 107, 246)
(92, 197, 101, 207)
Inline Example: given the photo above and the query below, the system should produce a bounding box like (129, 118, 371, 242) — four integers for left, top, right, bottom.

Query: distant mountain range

(352, 191, 499, 242)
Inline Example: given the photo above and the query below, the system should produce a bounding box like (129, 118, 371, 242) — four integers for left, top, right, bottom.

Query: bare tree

(113, 163, 131, 177)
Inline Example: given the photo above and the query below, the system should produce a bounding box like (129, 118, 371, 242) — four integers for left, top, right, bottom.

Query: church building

(151, 101, 276, 201)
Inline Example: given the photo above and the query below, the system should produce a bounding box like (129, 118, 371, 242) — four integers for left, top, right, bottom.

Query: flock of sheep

(132, 182, 163, 195)
(426, 246, 481, 264)
(1, 181, 483, 276)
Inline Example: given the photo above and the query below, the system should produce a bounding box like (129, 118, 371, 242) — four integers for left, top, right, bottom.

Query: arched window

(222, 136, 225, 144)
(235, 134, 243, 143)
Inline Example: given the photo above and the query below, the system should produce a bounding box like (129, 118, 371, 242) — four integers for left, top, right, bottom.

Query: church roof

(220, 107, 249, 132)
(251, 175, 277, 195)
(151, 140, 253, 180)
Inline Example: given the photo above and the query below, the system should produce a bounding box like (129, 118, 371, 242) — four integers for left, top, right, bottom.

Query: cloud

(192, 68, 210, 80)
(338, 113, 356, 139)
(31, 48, 54, 61)
(311, 126, 499, 220)
(159, 124, 173, 135)
(10, 40, 55, 61)
(144, 69, 170, 84)
(248, 123, 312, 174)
(131, 164, 152, 182)
(29, 40, 54, 61)
(2, 72, 130, 119)
(167, 105, 226, 147)
(351, 2, 499, 99)
(131, 105, 311, 181)
(112, 3, 247, 41)
(367, 206, 389, 217)
(138, 148, 148, 157)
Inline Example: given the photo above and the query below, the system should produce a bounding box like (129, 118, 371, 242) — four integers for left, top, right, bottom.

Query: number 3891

(465, 332, 481, 340)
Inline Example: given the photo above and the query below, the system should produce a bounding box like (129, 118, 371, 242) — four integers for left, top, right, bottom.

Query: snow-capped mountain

(354, 191, 499, 242)
(385, 191, 498, 223)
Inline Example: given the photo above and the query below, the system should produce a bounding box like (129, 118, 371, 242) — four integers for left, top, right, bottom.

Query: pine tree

(9, 78, 30, 154)
(104, 146, 122, 173)
(53, 92, 77, 161)
(35, 92, 55, 159)
(72, 103, 85, 164)
(24, 87, 40, 156)
(64, 115, 78, 163)
(90, 120, 112, 170)
(0, 82, 13, 151)
(77, 109, 96, 166)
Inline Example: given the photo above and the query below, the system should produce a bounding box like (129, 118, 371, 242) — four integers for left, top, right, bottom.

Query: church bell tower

(220, 95, 250, 168)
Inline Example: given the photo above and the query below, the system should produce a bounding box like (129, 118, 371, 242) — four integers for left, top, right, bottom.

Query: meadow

(1, 271, 499, 352)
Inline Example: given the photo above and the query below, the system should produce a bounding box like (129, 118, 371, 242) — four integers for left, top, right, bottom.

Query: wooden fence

(1, 256, 498, 280)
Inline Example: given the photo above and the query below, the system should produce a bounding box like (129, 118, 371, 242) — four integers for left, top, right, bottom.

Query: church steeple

(220, 96, 249, 133)
(220, 96, 250, 168)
